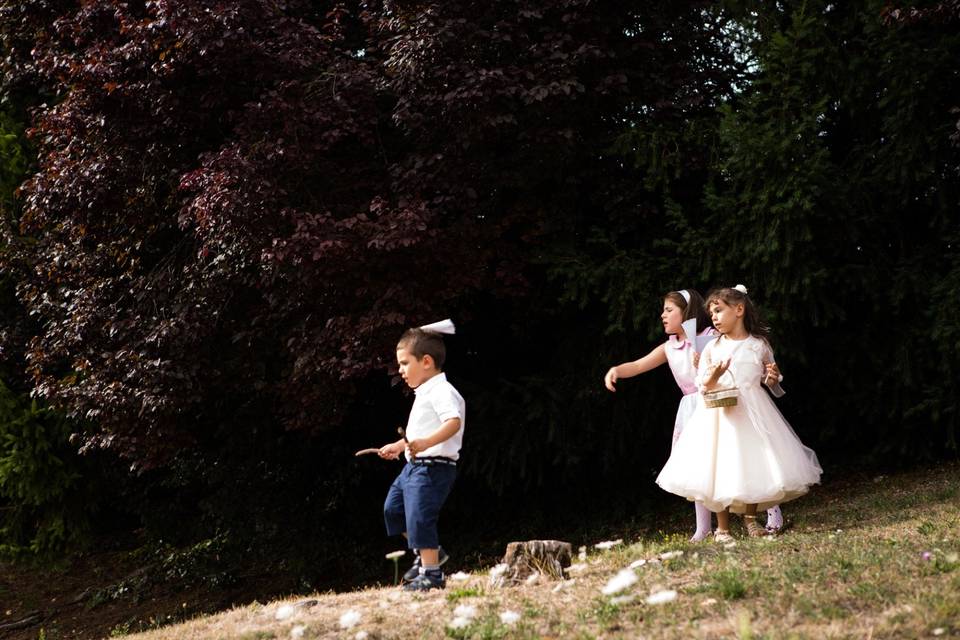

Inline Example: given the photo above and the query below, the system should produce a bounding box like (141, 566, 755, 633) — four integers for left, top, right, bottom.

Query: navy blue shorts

(383, 462, 457, 550)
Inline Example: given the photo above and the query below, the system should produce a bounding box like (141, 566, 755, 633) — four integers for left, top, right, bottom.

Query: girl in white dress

(656, 285, 821, 540)
(604, 289, 718, 541)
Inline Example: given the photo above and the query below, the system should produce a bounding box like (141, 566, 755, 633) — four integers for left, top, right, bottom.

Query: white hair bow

(733, 284, 748, 294)
(419, 318, 456, 335)
(678, 289, 691, 304)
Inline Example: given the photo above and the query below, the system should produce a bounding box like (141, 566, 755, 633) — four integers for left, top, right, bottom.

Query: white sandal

(714, 529, 733, 543)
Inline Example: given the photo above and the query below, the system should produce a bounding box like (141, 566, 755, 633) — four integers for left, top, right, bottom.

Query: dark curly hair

(704, 286, 770, 341)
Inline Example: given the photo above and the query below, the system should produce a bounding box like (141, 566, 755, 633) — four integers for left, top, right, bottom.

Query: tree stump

(494, 540, 572, 586)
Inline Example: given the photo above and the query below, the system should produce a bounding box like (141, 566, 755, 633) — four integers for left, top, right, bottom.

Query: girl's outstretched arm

(604, 344, 667, 392)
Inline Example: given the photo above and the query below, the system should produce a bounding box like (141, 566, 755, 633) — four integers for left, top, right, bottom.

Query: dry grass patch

(125, 463, 959, 639)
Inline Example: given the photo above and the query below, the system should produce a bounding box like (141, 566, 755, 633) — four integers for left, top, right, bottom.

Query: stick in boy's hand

(374, 427, 406, 460)
(377, 440, 406, 460)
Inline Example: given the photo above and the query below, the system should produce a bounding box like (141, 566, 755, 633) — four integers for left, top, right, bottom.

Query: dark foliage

(0, 0, 957, 584)
(699, 0, 960, 460)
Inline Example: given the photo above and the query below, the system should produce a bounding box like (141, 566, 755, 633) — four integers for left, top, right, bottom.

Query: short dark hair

(397, 328, 447, 369)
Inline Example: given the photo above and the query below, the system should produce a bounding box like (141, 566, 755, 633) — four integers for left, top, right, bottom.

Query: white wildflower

(659, 550, 683, 560)
(933, 628, 945, 636)
(449, 617, 471, 629)
(567, 562, 588, 574)
(339, 610, 362, 629)
(355, 632, 369, 640)
(290, 625, 306, 639)
(628, 559, 647, 569)
(489, 562, 510, 587)
(524, 571, 540, 585)
(595, 539, 623, 550)
(385, 550, 406, 560)
(553, 579, 575, 592)
(645, 589, 678, 605)
(578, 545, 587, 561)
(489, 563, 508, 578)
(453, 604, 477, 620)
(499, 610, 521, 625)
(275, 604, 295, 621)
(448, 571, 471, 582)
(601, 569, 638, 595)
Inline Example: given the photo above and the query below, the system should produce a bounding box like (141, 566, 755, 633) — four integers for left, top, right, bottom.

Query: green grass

(709, 567, 749, 600)
(234, 632, 276, 640)
(446, 586, 484, 602)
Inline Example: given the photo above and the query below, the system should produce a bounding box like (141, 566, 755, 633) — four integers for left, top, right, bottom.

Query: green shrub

(0, 379, 93, 556)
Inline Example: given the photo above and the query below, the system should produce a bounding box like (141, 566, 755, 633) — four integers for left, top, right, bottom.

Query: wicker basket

(703, 369, 739, 408)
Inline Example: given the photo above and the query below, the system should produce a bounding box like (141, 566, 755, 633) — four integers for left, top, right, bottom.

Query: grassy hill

(110, 462, 959, 640)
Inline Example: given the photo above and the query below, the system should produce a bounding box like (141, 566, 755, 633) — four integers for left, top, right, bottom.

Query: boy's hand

(406, 438, 430, 458)
(378, 441, 405, 460)
(604, 367, 618, 392)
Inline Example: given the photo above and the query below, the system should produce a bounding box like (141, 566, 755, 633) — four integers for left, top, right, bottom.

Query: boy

(378, 322, 465, 591)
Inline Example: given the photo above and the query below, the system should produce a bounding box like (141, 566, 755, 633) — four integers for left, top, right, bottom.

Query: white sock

(766, 505, 783, 529)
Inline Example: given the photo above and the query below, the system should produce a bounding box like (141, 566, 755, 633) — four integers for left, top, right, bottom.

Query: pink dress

(664, 328, 718, 447)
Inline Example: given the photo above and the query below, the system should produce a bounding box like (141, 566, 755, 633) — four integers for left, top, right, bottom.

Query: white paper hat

(419, 318, 456, 335)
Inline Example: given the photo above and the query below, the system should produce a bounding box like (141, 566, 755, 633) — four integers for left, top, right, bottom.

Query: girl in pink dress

(656, 285, 821, 540)
(603, 289, 718, 541)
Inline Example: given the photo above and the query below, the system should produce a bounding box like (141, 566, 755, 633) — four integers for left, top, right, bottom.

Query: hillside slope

(119, 463, 959, 640)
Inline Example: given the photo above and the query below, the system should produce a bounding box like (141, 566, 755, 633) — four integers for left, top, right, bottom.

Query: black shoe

(402, 569, 445, 591)
(402, 547, 449, 583)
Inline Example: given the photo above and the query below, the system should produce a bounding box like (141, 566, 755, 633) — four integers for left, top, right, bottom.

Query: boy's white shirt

(405, 372, 466, 461)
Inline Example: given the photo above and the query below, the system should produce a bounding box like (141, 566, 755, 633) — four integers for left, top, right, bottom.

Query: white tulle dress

(656, 334, 822, 513)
